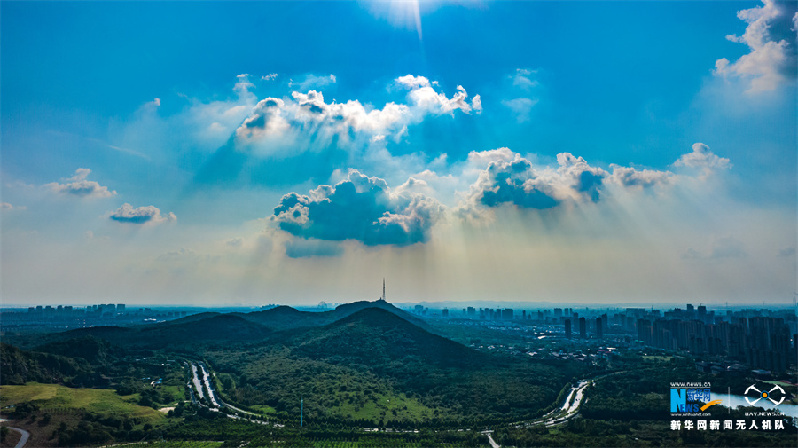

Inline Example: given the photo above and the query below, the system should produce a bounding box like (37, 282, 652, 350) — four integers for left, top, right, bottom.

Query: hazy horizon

(2, 297, 796, 311)
(2, 1, 796, 306)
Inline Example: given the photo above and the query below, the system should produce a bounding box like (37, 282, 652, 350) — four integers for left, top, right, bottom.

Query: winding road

(2, 426, 29, 448)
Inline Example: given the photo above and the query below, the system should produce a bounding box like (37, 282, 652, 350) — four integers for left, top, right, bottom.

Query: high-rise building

(596, 317, 603, 339)
(579, 317, 586, 339)
(565, 319, 572, 340)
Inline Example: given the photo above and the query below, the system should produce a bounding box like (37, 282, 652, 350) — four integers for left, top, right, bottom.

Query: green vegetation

(3, 302, 795, 447)
(249, 404, 277, 415)
(0, 342, 95, 386)
(118, 443, 224, 448)
(206, 308, 585, 426)
(1, 383, 165, 423)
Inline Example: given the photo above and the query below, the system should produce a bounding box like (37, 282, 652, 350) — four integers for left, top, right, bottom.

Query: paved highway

(190, 364, 205, 399)
(185, 361, 283, 428)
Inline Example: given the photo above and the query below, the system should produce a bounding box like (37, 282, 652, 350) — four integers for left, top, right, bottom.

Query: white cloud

(289, 74, 337, 91)
(673, 143, 732, 174)
(466, 147, 519, 166)
(234, 75, 481, 154)
(273, 169, 445, 246)
(262, 73, 279, 81)
(408, 84, 479, 115)
(109, 203, 176, 225)
(395, 74, 431, 90)
(714, 0, 797, 92)
(461, 152, 608, 214)
(46, 168, 117, 198)
(459, 143, 731, 218)
(472, 94, 482, 113)
(608, 164, 673, 188)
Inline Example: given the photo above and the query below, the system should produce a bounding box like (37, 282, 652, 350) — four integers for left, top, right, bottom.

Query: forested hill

(233, 299, 425, 330)
(288, 307, 485, 368)
(12, 300, 412, 351)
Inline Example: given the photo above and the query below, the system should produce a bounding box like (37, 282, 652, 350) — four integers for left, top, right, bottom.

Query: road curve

(6, 427, 30, 448)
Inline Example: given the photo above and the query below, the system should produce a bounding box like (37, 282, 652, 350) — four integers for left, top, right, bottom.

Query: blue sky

(2, 1, 796, 305)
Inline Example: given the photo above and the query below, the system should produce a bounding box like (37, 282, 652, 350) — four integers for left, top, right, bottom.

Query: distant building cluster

(638, 307, 793, 373)
(25, 303, 127, 317)
(1, 303, 190, 332)
(409, 301, 797, 375)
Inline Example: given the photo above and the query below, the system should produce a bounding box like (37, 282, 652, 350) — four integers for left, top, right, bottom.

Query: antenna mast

(382, 278, 386, 301)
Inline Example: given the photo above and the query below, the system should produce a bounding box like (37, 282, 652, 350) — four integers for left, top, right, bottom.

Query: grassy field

(328, 392, 433, 422)
(159, 385, 185, 405)
(0, 382, 165, 423)
(249, 404, 277, 415)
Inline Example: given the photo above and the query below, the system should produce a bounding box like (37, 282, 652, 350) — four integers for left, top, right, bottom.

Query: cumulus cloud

(673, 143, 732, 175)
(460, 143, 730, 216)
(395, 75, 431, 90)
(466, 147, 518, 166)
(235, 75, 481, 153)
(714, 0, 797, 92)
(608, 164, 673, 188)
(463, 151, 608, 211)
(262, 73, 278, 81)
(272, 170, 444, 246)
(109, 203, 176, 225)
(46, 168, 116, 198)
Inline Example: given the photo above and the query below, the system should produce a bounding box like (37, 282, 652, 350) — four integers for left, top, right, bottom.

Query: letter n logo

(670, 388, 686, 413)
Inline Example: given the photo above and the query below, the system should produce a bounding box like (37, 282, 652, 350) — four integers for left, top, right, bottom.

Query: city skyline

(2, 1, 796, 305)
